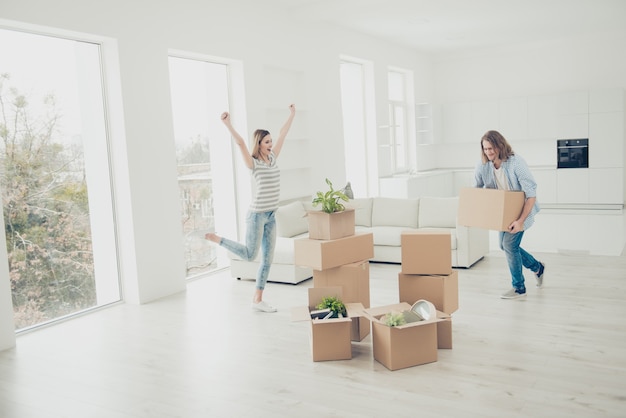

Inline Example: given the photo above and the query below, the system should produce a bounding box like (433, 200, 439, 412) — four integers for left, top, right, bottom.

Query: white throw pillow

(275, 201, 308, 238)
(419, 197, 459, 228)
(302, 198, 316, 212)
(371, 197, 419, 228)
(346, 198, 373, 227)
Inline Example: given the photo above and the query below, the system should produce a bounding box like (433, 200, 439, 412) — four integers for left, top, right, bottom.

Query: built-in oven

(557, 138, 588, 169)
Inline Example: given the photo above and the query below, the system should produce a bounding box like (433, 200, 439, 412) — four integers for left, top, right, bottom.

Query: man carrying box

(474, 130, 546, 299)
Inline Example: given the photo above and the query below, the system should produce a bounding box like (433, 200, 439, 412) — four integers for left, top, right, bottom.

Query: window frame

(0, 21, 126, 332)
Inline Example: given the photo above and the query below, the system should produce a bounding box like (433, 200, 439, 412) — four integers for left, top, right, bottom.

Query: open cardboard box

(398, 270, 459, 314)
(437, 311, 453, 350)
(363, 302, 446, 371)
(313, 260, 371, 341)
(291, 287, 366, 362)
(306, 208, 355, 240)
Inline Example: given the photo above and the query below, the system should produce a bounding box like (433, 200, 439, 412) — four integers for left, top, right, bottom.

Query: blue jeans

(219, 210, 276, 290)
(499, 231, 541, 293)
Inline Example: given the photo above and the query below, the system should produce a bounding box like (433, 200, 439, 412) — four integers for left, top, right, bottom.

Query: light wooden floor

(1, 250, 625, 417)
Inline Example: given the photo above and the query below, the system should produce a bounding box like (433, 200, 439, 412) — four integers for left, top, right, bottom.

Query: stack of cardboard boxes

(360, 230, 456, 371)
(398, 230, 459, 316)
(292, 210, 457, 370)
(293, 209, 374, 361)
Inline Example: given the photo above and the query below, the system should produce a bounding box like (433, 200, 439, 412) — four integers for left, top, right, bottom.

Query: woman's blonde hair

(481, 130, 514, 164)
(251, 129, 270, 160)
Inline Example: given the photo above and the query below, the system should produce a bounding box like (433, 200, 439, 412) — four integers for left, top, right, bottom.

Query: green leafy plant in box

(312, 178, 349, 214)
(316, 296, 347, 318)
(382, 311, 406, 327)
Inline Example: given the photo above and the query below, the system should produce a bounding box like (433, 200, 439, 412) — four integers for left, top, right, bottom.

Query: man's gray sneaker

(535, 262, 545, 288)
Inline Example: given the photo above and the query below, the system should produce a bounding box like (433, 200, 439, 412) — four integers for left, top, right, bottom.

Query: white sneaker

(251, 300, 277, 313)
(500, 288, 527, 299)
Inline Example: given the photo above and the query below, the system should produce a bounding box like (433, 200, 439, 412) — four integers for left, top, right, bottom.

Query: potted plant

(312, 178, 350, 213)
(308, 178, 355, 240)
(316, 295, 348, 319)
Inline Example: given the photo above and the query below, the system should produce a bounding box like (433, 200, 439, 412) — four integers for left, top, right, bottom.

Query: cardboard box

(350, 315, 370, 343)
(458, 187, 526, 231)
(307, 209, 355, 240)
(437, 311, 453, 349)
(313, 260, 371, 307)
(313, 260, 371, 341)
(363, 302, 442, 371)
(398, 271, 459, 314)
(401, 231, 452, 275)
(294, 232, 374, 271)
(291, 287, 365, 361)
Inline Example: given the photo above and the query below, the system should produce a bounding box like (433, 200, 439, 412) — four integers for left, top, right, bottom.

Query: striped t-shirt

(250, 152, 280, 212)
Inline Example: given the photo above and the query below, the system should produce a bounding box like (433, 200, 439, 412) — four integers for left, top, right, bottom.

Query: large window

(387, 70, 410, 173)
(0, 28, 121, 331)
(339, 58, 378, 197)
(168, 55, 238, 278)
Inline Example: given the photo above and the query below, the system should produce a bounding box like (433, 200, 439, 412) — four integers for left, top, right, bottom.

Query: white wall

(0, 0, 431, 349)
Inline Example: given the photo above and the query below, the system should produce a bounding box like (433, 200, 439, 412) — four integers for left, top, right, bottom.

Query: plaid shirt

(474, 154, 540, 230)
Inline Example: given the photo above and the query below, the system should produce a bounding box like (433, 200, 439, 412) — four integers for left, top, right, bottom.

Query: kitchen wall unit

(432, 88, 624, 208)
(379, 170, 455, 198)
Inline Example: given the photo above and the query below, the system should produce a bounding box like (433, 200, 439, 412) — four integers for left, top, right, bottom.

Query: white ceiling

(267, 0, 626, 54)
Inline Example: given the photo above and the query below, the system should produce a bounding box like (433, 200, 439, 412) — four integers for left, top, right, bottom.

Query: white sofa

(229, 196, 490, 284)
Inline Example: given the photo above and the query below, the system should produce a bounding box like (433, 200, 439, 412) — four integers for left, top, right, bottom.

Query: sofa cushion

(371, 197, 419, 228)
(275, 201, 308, 238)
(419, 197, 459, 228)
(347, 198, 373, 227)
(229, 235, 305, 264)
(369, 226, 416, 246)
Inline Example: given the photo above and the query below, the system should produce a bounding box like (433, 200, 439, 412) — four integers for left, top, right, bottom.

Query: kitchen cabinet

(528, 91, 589, 140)
(528, 94, 558, 139)
(433, 87, 624, 208)
(589, 111, 624, 169)
(557, 169, 589, 205)
(470, 100, 499, 139)
(379, 171, 455, 198)
(532, 168, 557, 205)
(555, 168, 623, 208)
(589, 168, 624, 205)
(589, 88, 624, 113)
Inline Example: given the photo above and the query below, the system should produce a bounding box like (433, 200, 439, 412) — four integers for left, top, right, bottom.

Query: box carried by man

(458, 187, 525, 232)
